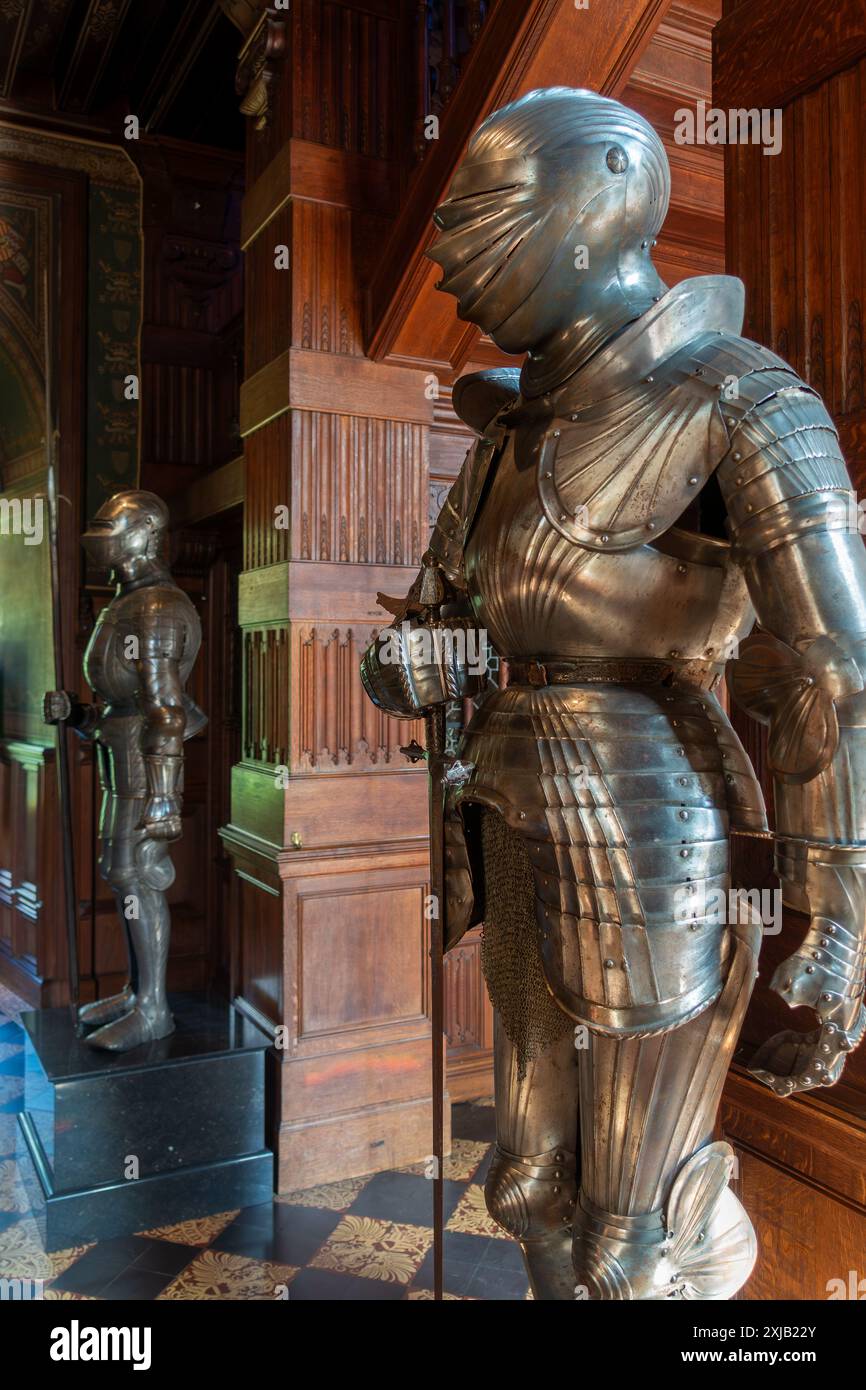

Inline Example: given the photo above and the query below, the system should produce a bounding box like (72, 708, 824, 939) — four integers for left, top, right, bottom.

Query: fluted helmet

(428, 88, 671, 382)
(82, 489, 169, 571)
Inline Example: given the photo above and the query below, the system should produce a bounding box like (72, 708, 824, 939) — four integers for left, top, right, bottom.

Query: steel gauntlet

(141, 754, 183, 841)
(360, 617, 487, 718)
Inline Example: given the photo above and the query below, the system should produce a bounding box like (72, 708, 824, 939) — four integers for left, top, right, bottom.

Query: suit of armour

(360, 89, 866, 1300)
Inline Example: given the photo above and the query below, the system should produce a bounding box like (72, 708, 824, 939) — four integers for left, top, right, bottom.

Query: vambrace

(721, 371, 866, 1094)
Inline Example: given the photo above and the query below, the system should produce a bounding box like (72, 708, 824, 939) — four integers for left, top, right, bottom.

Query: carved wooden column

(715, 0, 866, 1299)
(222, 0, 445, 1190)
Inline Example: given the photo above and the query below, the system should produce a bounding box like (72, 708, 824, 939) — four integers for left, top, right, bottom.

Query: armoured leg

(78, 986, 136, 1029)
(86, 797, 176, 1052)
(477, 807, 579, 1298)
(78, 907, 136, 1028)
(485, 1015, 579, 1299)
(572, 913, 761, 1300)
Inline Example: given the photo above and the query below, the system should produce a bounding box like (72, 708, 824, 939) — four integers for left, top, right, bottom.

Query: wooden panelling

(243, 203, 293, 378)
(241, 406, 429, 572)
(240, 353, 434, 435)
(290, 411, 427, 562)
(297, 882, 427, 1038)
(275, 850, 436, 1187)
(291, 201, 362, 355)
(717, 0, 866, 1296)
(232, 864, 284, 1025)
(244, 0, 404, 186)
(368, 0, 675, 365)
(287, 562, 420, 623)
(227, 762, 428, 855)
(292, 623, 424, 773)
(276, 1095, 445, 1191)
(170, 454, 244, 527)
(444, 926, 494, 1102)
(723, 1069, 866, 1299)
(714, 0, 866, 113)
(242, 412, 291, 569)
(243, 624, 290, 766)
(223, 827, 440, 1188)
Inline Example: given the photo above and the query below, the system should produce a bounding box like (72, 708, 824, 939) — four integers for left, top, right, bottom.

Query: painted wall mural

(86, 177, 141, 520)
(0, 189, 46, 473)
(0, 127, 142, 742)
(0, 182, 53, 741)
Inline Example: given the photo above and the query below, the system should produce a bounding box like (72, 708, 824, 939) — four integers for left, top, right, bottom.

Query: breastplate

(464, 433, 754, 664)
(83, 585, 198, 707)
(84, 606, 140, 707)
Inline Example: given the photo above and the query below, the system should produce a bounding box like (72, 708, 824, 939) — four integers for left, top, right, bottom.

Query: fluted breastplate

(464, 433, 753, 664)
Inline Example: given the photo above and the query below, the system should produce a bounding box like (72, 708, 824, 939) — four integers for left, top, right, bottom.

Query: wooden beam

(170, 455, 245, 527)
(239, 347, 435, 436)
(366, 0, 674, 366)
(714, 0, 866, 111)
(241, 138, 399, 248)
(0, 0, 35, 100)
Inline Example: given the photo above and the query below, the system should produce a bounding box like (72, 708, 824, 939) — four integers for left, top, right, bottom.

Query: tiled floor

(0, 986, 527, 1301)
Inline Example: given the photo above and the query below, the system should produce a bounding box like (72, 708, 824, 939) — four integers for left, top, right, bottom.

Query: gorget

(456, 276, 754, 557)
(536, 275, 744, 550)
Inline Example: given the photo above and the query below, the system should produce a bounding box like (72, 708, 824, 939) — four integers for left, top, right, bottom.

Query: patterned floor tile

(213, 1201, 340, 1267)
(400, 1138, 490, 1183)
(49, 1238, 159, 1298)
(138, 1211, 239, 1246)
(42, 1290, 100, 1301)
(286, 1266, 407, 1301)
(413, 1247, 485, 1297)
(277, 1175, 369, 1212)
(0, 1157, 29, 1215)
(310, 1215, 432, 1285)
(0, 1117, 17, 1159)
(451, 1102, 497, 1143)
(0, 1216, 91, 1281)
(157, 1249, 298, 1300)
(347, 1169, 465, 1226)
(0, 1076, 24, 1106)
(463, 1264, 530, 1300)
(446, 1184, 507, 1238)
(407, 1288, 469, 1299)
(476, 1233, 528, 1272)
(126, 1238, 200, 1278)
(0, 987, 26, 1021)
(99, 1267, 179, 1301)
(0, 991, 521, 1299)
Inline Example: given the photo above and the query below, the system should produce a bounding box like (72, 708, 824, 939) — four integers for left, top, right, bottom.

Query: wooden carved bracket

(235, 5, 288, 132)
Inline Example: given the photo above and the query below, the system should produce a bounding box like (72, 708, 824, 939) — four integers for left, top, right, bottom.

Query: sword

(43, 268, 82, 1033)
(401, 552, 449, 1301)
(425, 696, 447, 1302)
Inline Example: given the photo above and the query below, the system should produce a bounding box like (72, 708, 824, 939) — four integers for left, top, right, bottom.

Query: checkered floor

(0, 985, 527, 1300)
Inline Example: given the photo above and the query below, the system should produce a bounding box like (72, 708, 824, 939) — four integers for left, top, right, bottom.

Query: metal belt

(507, 657, 679, 687)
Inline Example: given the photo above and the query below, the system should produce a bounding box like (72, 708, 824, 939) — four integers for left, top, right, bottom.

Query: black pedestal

(16, 995, 274, 1251)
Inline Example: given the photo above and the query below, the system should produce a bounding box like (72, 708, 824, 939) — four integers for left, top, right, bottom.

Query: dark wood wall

(0, 138, 95, 1008)
(223, 0, 443, 1192)
(0, 126, 243, 1011)
(716, 0, 866, 1300)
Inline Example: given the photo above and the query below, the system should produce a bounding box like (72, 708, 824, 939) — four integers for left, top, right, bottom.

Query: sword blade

(425, 703, 447, 1302)
(43, 269, 81, 1027)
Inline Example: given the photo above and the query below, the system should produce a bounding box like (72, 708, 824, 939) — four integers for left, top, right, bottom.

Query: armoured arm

(43, 691, 99, 739)
(720, 369, 866, 1094)
(361, 370, 519, 717)
(360, 538, 485, 718)
(136, 618, 188, 842)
